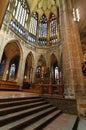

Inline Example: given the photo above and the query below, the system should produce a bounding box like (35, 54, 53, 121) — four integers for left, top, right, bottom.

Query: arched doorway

(23, 52, 34, 89)
(50, 54, 60, 84)
(36, 55, 46, 79)
(1, 41, 20, 82)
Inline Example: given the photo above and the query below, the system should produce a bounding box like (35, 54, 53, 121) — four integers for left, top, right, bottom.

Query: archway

(36, 55, 46, 79)
(50, 54, 59, 84)
(23, 52, 34, 88)
(1, 41, 21, 82)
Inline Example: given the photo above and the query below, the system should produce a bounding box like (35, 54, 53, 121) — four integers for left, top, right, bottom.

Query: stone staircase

(0, 95, 79, 130)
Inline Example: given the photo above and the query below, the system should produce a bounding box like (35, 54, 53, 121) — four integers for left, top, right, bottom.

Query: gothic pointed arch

(50, 53, 59, 83)
(50, 53, 58, 67)
(35, 54, 46, 79)
(1, 40, 22, 81)
(24, 51, 34, 83)
(38, 54, 46, 67)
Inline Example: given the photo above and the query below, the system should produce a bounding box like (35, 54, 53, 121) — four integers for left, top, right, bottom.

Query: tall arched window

(38, 14, 47, 45)
(28, 12, 38, 43)
(9, 0, 29, 38)
(49, 13, 58, 44)
(13, 0, 29, 27)
(9, 64, 16, 78)
(55, 66, 59, 80)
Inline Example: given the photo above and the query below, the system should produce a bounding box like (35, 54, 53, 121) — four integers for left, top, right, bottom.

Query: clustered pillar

(59, 0, 84, 98)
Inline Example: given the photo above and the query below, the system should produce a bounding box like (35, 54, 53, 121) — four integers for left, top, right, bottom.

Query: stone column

(59, 0, 84, 98)
(32, 59, 38, 83)
(2, 58, 10, 81)
(0, 38, 4, 63)
(16, 55, 26, 89)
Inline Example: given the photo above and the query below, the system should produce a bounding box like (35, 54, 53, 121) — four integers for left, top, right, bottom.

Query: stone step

(0, 95, 79, 130)
(23, 110, 62, 130)
(0, 100, 49, 116)
(0, 106, 58, 130)
(0, 95, 41, 102)
(43, 113, 78, 130)
(0, 97, 44, 108)
(0, 103, 53, 126)
(0, 103, 50, 126)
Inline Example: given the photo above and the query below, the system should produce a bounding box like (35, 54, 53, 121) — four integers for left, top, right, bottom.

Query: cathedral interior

(0, 0, 86, 129)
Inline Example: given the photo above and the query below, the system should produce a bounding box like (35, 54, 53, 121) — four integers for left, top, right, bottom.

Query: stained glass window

(9, 64, 16, 78)
(38, 14, 47, 45)
(13, 0, 29, 27)
(7, 0, 29, 40)
(55, 66, 59, 79)
(28, 12, 38, 43)
(49, 13, 58, 44)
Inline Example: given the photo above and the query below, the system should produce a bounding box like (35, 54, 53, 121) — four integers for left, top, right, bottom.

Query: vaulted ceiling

(26, 0, 86, 45)
(26, 0, 59, 20)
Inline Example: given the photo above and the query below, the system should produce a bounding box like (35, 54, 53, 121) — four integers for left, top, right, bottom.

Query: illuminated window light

(73, 8, 80, 22)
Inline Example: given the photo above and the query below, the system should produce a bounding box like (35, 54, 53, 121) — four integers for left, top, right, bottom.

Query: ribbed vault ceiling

(26, 0, 59, 20)
(26, 0, 86, 44)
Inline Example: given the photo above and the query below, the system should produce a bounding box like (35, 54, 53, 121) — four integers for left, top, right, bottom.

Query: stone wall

(43, 96, 77, 115)
(0, 23, 62, 87)
(77, 96, 86, 118)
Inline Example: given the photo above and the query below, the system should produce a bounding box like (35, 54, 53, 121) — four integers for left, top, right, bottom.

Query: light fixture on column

(73, 8, 80, 22)
(24, 75, 27, 79)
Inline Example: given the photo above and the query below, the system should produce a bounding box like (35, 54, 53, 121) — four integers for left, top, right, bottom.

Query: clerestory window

(38, 14, 47, 45)
(28, 12, 38, 43)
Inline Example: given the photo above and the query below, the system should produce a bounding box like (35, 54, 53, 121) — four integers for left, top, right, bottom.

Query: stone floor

(43, 114, 86, 130)
(0, 91, 86, 130)
(0, 91, 39, 99)
(77, 119, 86, 130)
(43, 113, 75, 130)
